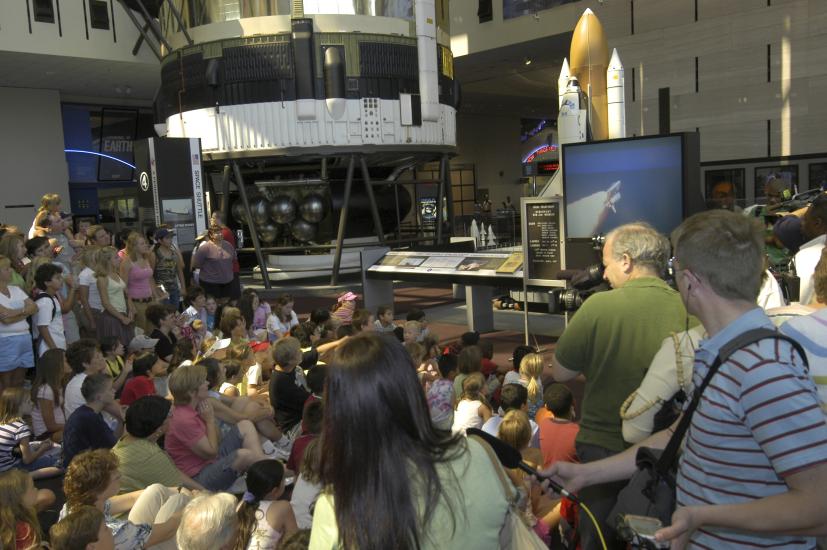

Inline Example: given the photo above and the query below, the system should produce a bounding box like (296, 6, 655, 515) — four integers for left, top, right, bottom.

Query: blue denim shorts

(193, 424, 243, 491)
(0, 334, 35, 372)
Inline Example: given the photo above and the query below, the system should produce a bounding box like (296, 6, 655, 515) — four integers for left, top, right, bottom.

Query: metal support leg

(330, 155, 356, 285)
(331, 155, 356, 286)
(162, 0, 194, 45)
(360, 156, 385, 244)
(129, 0, 173, 51)
(441, 155, 452, 240)
(221, 165, 231, 227)
(435, 157, 447, 244)
(233, 162, 271, 289)
(118, 1, 161, 59)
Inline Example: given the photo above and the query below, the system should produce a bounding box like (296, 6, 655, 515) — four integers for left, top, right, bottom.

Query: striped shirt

(677, 308, 827, 549)
(781, 309, 827, 415)
(0, 420, 31, 471)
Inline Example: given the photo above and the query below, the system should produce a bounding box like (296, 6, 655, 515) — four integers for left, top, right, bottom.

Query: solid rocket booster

(557, 57, 570, 109)
(607, 48, 626, 139)
(569, 8, 610, 141)
(415, 0, 440, 122)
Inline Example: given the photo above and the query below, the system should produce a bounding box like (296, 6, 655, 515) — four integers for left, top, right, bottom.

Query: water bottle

(236, 229, 245, 249)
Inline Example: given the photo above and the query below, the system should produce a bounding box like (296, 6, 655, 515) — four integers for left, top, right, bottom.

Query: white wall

(453, 0, 827, 163)
(0, 0, 157, 65)
(0, 88, 70, 231)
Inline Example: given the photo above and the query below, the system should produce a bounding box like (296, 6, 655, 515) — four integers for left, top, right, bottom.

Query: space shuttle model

(558, 9, 626, 144)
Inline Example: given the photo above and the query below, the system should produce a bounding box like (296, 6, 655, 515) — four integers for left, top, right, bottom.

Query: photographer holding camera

(550, 222, 691, 549)
(546, 211, 827, 549)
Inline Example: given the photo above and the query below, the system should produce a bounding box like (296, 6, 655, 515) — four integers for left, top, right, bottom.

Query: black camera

(549, 263, 608, 313)
(617, 515, 669, 549)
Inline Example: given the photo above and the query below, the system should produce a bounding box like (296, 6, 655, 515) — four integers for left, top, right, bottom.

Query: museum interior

(1, 1, 827, 549)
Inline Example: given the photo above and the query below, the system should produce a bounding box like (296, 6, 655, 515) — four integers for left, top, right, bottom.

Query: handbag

(470, 435, 548, 550)
(609, 328, 808, 529)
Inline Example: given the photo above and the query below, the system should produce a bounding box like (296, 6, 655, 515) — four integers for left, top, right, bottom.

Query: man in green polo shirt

(552, 222, 690, 550)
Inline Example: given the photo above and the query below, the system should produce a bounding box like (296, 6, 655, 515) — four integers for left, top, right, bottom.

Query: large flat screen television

(561, 132, 702, 268)
(562, 133, 701, 239)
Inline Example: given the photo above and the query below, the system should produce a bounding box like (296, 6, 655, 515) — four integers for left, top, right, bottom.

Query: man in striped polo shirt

(547, 210, 827, 549)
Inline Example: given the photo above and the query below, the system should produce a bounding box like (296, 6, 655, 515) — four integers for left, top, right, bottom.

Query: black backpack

(28, 292, 59, 353)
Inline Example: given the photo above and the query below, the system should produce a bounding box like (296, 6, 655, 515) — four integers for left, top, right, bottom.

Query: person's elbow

(190, 442, 218, 460)
(622, 421, 650, 445)
(551, 354, 578, 382)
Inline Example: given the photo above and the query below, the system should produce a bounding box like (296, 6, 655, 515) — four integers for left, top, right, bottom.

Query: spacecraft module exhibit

(145, 0, 457, 245)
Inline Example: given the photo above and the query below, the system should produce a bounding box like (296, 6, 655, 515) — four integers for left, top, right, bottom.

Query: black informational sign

(521, 198, 566, 286)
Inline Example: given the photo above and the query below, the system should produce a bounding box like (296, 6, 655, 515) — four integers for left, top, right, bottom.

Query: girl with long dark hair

(310, 332, 510, 549)
(234, 459, 298, 550)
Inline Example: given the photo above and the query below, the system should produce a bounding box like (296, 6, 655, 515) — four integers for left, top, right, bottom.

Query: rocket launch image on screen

(562, 135, 685, 239)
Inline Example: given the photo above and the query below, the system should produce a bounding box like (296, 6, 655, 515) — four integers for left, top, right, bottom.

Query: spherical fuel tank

(269, 195, 298, 225)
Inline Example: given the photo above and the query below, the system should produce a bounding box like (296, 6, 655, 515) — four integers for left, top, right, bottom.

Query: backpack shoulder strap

(656, 327, 808, 475)
(33, 292, 58, 321)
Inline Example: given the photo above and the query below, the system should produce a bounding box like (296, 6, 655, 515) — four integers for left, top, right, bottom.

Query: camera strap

(654, 327, 808, 478)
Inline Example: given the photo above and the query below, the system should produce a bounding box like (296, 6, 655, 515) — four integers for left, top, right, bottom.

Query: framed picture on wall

(809, 163, 827, 191)
(754, 165, 798, 202)
(705, 168, 745, 210)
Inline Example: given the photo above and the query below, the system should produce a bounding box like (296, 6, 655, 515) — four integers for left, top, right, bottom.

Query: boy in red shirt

(120, 351, 168, 405)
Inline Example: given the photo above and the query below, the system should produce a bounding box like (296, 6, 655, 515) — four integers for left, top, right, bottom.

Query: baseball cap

(155, 227, 175, 240)
(338, 291, 359, 302)
(772, 215, 806, 253)
(129, 334, 159, 352)
(251, 341, 270, 353)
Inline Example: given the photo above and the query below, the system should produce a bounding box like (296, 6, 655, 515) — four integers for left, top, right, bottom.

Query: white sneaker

(263, 439, 290, 461)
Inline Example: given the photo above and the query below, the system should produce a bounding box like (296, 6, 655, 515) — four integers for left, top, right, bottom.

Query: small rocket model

(487, 225, 497, 247)
(470, 219, 480, 247)
(557, 9, 626, 144)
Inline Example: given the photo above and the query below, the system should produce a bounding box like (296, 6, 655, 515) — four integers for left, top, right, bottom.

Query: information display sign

(521, 197, 566, 286)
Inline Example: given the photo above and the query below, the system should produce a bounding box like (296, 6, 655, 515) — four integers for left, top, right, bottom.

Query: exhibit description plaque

(521, 198, 566, 286)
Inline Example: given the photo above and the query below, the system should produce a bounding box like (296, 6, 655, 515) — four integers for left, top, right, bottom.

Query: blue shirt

(62, 405, 117, 466)
(677, 308, 827, 549)
(781, 308, 827, 415)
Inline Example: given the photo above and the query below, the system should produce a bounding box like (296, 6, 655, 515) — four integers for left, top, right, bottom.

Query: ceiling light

(524, 58, 533, 66)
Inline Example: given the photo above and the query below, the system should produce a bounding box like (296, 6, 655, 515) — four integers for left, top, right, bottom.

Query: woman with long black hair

(310, 332, 511, 549)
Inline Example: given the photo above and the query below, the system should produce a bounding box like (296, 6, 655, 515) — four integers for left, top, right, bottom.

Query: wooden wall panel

(699, 47, 766, 92)
(633, 0, 694, 35)
(700, 119, 767, 161)
(698, 0, 763, 20)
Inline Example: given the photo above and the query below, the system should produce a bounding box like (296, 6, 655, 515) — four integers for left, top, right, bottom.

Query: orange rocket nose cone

(569, 8, 609, 69)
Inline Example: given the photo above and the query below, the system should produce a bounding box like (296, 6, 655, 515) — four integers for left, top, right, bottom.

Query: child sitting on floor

(451, 372, 492, 435)
(330, 291, 358, 325)
(236, 460, 299, 549)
